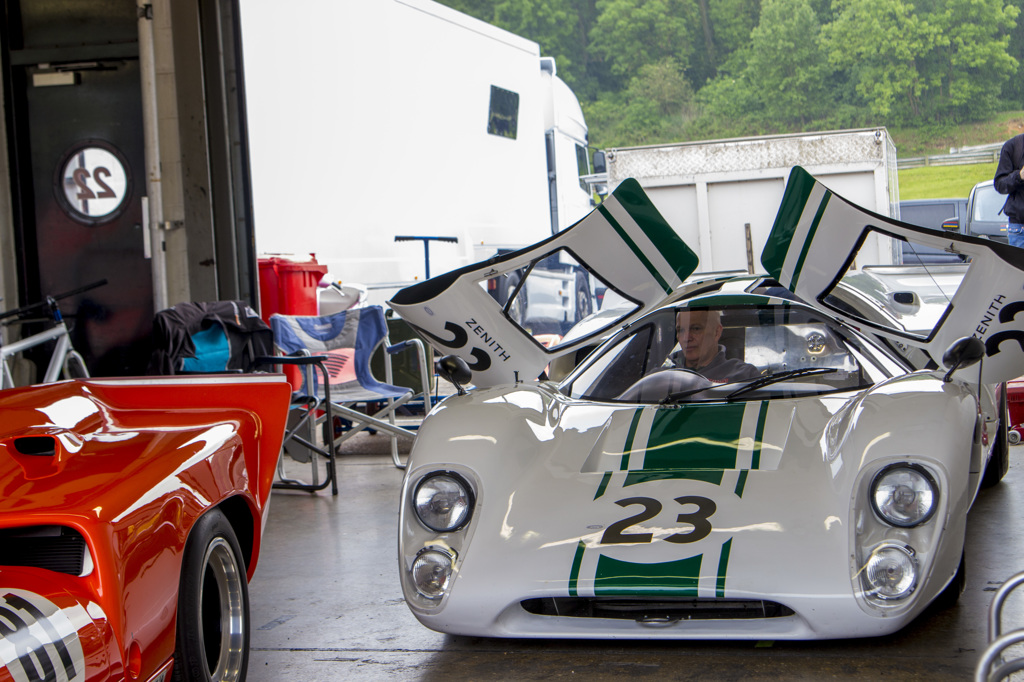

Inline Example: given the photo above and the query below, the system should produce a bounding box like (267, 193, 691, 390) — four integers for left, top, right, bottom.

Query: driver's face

(676, 310, 722, 368)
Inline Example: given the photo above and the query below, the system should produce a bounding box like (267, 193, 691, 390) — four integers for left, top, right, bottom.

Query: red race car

(0, 374, 290, 682)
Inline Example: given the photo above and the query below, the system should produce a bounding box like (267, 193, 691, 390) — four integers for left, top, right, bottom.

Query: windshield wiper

(660, 385, 717, 405)
(724, 367, 837, 401)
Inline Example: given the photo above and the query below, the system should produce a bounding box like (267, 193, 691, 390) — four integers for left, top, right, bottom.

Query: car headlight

(870, 464, 938, 528)
(413, 473, 473, 532)
(864, 543, 917, 600)
(412, 547, 455, 600)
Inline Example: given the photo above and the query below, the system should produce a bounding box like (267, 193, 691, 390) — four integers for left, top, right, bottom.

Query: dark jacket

(994, 134, 1024, 223)
(148, 300, 274, 375)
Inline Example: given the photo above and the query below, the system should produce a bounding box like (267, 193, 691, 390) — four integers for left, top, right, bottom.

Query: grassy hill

(898, 163, 997, 199)
(893, 111, 1023, 200)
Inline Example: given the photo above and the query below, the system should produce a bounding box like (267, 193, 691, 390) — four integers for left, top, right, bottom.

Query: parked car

(0, 375, 290, 681)
(898, 198, 968, 264)
(389, 168, 1024, 640)
(943, 180, 1010, 244)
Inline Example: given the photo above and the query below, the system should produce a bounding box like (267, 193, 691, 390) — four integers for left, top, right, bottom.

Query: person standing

(994, 132, 1024, 248)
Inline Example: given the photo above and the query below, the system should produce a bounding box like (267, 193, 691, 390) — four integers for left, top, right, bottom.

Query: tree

(584, 58, 695, 146)
(493, 0, 583, 85)
(694, 0, 833, 134)
(589, 0, 701, 89)
(923, 0, 1019, 120)
(744, 0, 834, 126)
(820, 0, 943, 122)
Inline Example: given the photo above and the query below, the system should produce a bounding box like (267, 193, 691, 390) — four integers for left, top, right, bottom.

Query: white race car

(387, 167, 1023, 639)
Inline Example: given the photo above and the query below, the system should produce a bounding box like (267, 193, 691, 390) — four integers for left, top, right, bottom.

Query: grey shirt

(668, 345, 761, 383)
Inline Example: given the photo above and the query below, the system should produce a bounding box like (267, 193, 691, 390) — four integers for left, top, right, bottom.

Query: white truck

(602, 128, 901, 274)
(241, 0, 597, 314)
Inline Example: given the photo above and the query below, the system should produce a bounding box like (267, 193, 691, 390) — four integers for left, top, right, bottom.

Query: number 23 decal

(600, 496, 716, 545)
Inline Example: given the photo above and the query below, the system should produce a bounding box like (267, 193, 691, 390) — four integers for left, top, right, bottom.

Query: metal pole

(137, 0, 169, 311)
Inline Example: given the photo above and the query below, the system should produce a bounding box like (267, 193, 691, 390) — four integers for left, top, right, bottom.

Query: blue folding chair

(268, 305, 431, 471)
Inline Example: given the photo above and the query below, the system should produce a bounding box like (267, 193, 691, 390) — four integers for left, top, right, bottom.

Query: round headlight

(870, 464, 938, 528)
(413, 473, 473, 532)
(864, 543, 917, 600)
(411, 547, 454, 600)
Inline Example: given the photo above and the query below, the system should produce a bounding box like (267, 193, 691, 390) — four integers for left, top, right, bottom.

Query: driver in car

(666, 309, 762, 383)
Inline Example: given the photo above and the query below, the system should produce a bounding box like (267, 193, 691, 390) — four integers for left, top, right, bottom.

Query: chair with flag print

(268, 305, 431, 475)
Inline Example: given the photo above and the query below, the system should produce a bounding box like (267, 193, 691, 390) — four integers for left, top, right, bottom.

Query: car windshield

(561, 304, 887, 404)
(974, 184, 1005, 222)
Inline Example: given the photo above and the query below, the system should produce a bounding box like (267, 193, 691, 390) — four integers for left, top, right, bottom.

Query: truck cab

(942, 180, 1009, 244)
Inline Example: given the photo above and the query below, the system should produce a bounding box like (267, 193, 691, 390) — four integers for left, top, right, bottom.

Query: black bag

(148, 301, 274, 375)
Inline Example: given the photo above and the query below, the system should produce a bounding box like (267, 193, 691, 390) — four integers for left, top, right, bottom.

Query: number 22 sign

(57, 144, 130, 224)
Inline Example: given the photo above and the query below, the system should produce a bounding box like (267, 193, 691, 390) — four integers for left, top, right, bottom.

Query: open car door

(762, 166, 1024, 384)
(388, 179, 698, 388)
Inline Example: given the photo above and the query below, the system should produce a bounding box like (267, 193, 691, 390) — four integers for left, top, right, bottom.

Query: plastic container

(257, 254, 329, 323)
(258, 254, 329, 391)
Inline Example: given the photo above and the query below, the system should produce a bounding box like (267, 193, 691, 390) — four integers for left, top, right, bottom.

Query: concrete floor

(246, 434, 1024, 681)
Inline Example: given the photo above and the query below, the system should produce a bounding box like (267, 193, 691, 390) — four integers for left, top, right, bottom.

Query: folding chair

(267, 305, 431, 471)
(254, 353, 340, 495)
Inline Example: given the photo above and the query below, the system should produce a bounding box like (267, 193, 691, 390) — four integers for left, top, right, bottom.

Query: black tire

(931, 551, 966, 611)
(574, 271, 593, 323)
(982, 383, 1010, 489)
(173, 508, 249, 682)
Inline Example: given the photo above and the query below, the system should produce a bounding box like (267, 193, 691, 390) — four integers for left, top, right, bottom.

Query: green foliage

(589, 0, 700, 87)
(929, 0, 1019, 119)
(493, 0, 583, 84)
(821, 0, 943, 122)
(435, 0, 1023, 148)
(584, 58, 695, 147)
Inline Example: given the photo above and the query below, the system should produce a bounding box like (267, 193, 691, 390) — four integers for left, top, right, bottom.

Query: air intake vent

(13, 436, 56, 456)
(0, 526, 86, 576)
(521, 597, 794, 621)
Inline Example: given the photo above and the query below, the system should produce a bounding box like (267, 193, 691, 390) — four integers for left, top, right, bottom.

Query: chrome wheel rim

(198, 537, 246, 682)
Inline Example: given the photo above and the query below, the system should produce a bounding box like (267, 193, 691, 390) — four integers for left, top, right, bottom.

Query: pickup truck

(898, 197, 968, 263)
(941, 180, 1009, 244)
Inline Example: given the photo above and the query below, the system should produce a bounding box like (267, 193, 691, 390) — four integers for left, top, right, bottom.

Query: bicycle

(0, 280, 106, 389)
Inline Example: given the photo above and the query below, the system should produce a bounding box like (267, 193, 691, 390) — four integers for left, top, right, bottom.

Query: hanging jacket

(148, 300, 274, 375)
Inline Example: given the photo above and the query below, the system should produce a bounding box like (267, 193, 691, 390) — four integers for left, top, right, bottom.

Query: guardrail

(898, 145, 1002, 170)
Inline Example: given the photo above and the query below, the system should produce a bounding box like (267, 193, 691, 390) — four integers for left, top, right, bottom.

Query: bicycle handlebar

(0, 279, 108, 322)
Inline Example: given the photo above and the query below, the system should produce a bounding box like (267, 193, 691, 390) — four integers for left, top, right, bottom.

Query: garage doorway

(2, 0, 153, 376)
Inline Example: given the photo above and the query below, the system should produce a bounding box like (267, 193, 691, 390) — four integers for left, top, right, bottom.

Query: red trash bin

(258, 254, 329, 390)
(257, 254, 329, 323)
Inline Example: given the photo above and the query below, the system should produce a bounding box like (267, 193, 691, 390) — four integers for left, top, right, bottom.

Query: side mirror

(592, 150, 606, 174)
(940, 217, 960, 232)
(941, 336, 985, 382)
(435, 354, 472, 395)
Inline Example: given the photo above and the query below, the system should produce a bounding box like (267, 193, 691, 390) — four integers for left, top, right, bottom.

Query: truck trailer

(241, 0, 597, 310)
(603, 128, 901, 274)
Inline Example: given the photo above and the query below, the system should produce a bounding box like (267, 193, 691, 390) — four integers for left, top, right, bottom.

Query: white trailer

(603, 128, 900, 274)
(241, 0, 596, 306)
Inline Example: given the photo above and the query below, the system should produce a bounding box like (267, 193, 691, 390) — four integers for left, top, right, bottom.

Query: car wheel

(932, 551, 966, 611)
(981, 383, 1010, 489)
(173, 508, 249, 682)
(1010, 429, 1021, 446)
(574, 271, 592, 322)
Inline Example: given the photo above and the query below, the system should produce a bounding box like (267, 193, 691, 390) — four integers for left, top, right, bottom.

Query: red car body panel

(0, 375, 290, 682)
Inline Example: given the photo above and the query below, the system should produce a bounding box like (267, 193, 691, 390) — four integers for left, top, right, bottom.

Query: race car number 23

(601, 496, 716, 545)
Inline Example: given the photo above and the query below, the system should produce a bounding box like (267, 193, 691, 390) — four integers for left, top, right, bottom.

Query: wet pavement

(246, 434, 1024, 680)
